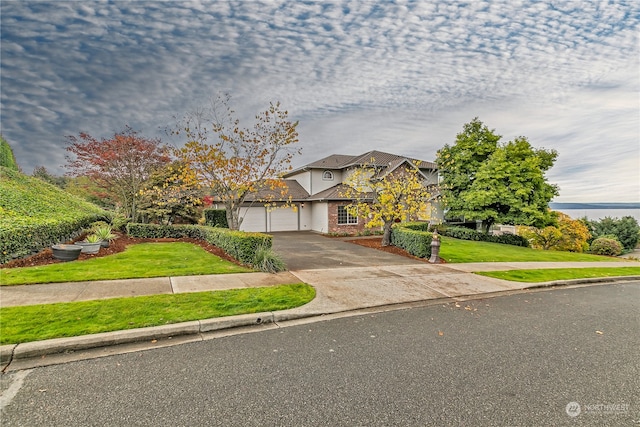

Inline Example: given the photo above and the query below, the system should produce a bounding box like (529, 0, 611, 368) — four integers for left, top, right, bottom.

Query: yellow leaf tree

(172, 94, 300, 230)
(341, 159, 434, 246)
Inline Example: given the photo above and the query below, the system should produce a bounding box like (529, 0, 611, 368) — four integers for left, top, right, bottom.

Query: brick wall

(327, 201, 368, 234)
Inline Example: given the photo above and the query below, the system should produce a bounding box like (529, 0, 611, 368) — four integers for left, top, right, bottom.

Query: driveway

(270, 231, 424, 270)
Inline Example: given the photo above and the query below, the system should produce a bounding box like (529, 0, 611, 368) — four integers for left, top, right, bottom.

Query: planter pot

(100, 240, 110, 248)
(74, 241, 101, 254)
(52, 244, 82, 261)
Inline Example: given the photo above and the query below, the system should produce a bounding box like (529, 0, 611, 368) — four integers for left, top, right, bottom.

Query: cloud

(1, 0, 638, 201)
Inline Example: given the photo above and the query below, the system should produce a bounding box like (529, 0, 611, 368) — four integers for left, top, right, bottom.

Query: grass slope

(0, 166, 105, 227)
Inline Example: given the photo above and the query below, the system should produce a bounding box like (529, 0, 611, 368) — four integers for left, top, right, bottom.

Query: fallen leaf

(438, 331, 444, 336)
(595, 331, 604, 335)
(464, 306, 472, 311)
(151, 339, 158, 343)
(455, 303, 461, 308)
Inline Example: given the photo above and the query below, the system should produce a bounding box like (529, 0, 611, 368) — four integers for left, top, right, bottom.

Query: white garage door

(268, 206, 299, 232)
(239, 207, 267, 232)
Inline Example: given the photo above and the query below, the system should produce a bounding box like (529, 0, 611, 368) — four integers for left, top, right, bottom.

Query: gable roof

(244, 179, 310, 202)
(284, 150, 436, 177)
(307, 183, 373, 202)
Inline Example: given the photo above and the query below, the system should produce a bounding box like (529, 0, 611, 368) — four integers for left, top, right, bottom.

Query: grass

(477, 267, 640, 283)
(0, 283, 315, 344)
(0, 242, 252, 286)
(439, 237, 619, 263)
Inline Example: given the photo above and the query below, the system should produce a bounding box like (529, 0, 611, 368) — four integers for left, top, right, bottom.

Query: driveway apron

(270, 231, 423, 270)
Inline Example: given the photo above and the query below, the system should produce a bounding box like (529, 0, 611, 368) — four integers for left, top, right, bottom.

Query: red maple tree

(65, 126, 171, 221)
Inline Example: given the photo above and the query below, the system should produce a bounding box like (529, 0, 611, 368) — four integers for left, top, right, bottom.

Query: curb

(2, 276, 638, 370)
(0, 310, 319, 369)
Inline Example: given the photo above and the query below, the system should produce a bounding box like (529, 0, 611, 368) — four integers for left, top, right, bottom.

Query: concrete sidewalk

(1, 260, 639, 370)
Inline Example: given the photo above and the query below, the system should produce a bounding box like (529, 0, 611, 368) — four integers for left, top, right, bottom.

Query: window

(322, 170, 334, 180)
(338, 206, 358, 225)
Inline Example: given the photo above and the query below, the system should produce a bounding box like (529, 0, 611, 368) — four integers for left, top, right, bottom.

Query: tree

(0, 135, 20, 171)
(341, 160, 434, 246)
(436, 118, 500, 221)
(32, 166, 68, 189)
(586, 216, 640, 251)
(437, 119, 558, 232)
(65, 126, 170, 221)
(519, 212, 590, 252)
(138, 161, 203, 225)
(172, 94, 300, 230)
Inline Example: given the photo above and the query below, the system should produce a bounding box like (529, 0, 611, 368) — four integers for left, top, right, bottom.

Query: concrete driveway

(270, 231, 423, 270)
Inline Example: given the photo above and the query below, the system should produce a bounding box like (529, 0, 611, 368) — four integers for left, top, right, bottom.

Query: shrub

(126, 223, 272, 267)
(0, 167, 108, 264)
(391, 223, 432, 258)
(204, 209, 229, 228)
(442, 225, 529, 247)
(587, 216, 640, 251)
(253, 245, 287, 273)
(589, 237, 623, 256)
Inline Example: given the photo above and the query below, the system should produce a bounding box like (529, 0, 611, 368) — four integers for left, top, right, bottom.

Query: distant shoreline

(550, 202, 640, 210)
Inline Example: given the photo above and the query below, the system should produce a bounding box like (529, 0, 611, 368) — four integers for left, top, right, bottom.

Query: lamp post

(429, 229, 441, 264)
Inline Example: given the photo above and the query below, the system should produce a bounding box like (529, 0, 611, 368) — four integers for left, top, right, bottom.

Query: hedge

(1, 167, 109, 264)
(203, 209, 229, 228)
(0, 216, 105, 264)
(391, 222, 433, 258)
(126, 223, 271, 266)
(441, 225, 529, 247)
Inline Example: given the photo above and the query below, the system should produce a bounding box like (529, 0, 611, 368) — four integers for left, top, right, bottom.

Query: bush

(442, 225, 530, 247)
(589, 237, 623, 256)
(391, 223, 432, 258)
(0, 167, 109, 264)
(204, 209, 229, 228)
(587, 216, 640, 251)
(253, 245, 286, 273)
(126, 223, 272, 267)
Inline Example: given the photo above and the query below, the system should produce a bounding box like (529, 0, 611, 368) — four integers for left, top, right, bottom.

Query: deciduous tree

(437, 119, 558, 232)
(65, 126, 170, 221)
(138, 161, 203, 225)
(341, 160, 434, 246)
(172, 94, 300, 230)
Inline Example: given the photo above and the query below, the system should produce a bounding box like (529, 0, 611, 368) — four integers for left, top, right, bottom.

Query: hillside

(0, 166, 108, 263)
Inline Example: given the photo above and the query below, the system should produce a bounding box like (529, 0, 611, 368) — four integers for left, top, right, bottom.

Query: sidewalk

(2, 260, 639, 370)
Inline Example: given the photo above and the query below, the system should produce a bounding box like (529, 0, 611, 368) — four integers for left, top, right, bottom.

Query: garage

(239, 205, 300, 232)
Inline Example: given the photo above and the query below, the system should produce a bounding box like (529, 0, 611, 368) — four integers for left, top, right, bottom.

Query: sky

(1, 0, 638, 203)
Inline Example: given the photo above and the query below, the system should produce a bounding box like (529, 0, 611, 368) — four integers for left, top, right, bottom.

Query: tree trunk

(381, 221, 394, 246)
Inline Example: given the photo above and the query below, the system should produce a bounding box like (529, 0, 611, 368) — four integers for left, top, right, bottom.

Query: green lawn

(440, 237, 619, 263)
(478, 267, 640, 283)
(0, 283, 315, 344)
(0, 242, 252, 286)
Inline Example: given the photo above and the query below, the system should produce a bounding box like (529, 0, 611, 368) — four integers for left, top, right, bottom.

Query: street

(1, 282, 638, 426)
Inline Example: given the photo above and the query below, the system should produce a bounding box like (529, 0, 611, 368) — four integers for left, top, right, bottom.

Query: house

(237, 150, 440, 233)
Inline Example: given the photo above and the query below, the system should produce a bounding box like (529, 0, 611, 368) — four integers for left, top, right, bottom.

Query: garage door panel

(269, 207, 299, 232)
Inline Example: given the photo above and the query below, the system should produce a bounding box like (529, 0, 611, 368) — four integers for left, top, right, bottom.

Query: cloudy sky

(1, 0, 638, 202)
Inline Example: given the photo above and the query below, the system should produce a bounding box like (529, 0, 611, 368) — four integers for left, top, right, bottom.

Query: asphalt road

(1, 282, 638, 426)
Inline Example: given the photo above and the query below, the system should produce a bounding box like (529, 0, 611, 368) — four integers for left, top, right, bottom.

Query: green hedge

(441, 225, 530, 247)
(0, 216, 105, 264)
(391, 223, 433, 258)
(203, 208, 229, 228)
(1, 167, 109, 264)
(126, 223, 271, 266)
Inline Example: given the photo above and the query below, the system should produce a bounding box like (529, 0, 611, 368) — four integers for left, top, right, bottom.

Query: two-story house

(237, 150, 440, 233)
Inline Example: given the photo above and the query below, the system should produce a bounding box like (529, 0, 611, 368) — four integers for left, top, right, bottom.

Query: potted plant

(93, 226, 117, 248)
(74, 234, 102, 254)
(51, 244, 82, 261)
